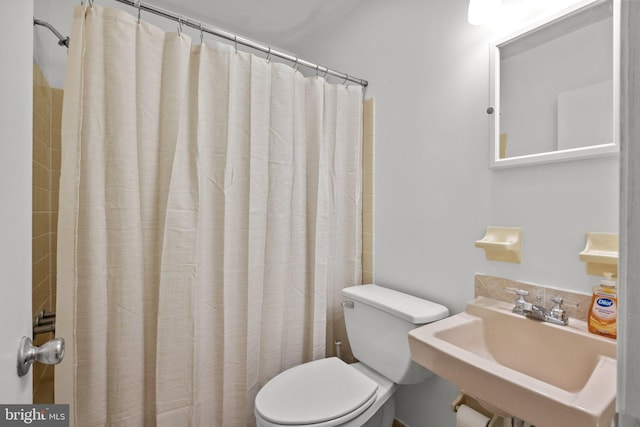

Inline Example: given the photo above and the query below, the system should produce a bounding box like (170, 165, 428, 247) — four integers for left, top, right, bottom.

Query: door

(619, 2, 640, 425)
(0, 0, 34, 403)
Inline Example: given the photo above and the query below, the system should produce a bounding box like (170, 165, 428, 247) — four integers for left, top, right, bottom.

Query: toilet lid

(255, 357, 378, 425)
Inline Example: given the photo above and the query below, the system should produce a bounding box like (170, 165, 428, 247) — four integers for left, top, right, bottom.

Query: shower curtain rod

(34, 18, 70, 48)
(110, 0, 368, 87)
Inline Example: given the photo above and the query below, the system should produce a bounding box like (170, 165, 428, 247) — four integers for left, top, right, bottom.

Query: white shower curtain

(55, 6, 362, 426)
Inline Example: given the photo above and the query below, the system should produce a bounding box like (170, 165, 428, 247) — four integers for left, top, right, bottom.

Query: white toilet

(254, 284, 449, 427)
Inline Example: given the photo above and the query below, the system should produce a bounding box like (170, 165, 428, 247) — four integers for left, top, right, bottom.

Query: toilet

(254, 284, 449, 427)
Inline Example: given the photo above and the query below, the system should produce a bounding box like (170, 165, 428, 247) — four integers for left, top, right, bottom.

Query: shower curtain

(55, 6, 362, 427)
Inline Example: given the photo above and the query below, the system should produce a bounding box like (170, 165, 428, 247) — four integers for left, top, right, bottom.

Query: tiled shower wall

(362, 98, 374, 284)
(32, 63, 61, 404)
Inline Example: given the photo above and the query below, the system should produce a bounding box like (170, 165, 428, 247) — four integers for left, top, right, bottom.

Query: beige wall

(32, 63, 62, 404)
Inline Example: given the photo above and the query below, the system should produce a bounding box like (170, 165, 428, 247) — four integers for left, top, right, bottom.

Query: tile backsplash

(475, 274, 592, 322)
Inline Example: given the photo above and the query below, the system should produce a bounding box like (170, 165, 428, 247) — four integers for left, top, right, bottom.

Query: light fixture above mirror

(468, 0, 502, 26)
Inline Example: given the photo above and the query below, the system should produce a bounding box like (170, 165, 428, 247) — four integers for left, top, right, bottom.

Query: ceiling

(148, 0, 364, 52)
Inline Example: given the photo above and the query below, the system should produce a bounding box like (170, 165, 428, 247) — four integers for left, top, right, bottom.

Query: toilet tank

(342, 284, 449, 385)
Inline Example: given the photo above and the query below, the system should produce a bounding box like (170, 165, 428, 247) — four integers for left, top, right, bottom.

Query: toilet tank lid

(342, 284, 449, 324)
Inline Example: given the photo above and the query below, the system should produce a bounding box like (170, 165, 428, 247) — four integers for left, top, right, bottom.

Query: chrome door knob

(17, 336, 65, 377)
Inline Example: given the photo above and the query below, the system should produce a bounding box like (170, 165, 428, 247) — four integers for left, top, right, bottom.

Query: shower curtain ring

(322, 67, 329, 79)
(136, 0, 142, 23)
(200, 23, 204, 44)
(266, 47, 272, 63)
(293, 56, 299, 71)
(234, 35, 238, 54)
(343, 74, 350, 85)
(315, 64, 319, 77)
(177, 16, 183, 36)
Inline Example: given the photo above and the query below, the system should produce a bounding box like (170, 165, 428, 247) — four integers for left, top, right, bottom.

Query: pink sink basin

(408, 296, 616, 427)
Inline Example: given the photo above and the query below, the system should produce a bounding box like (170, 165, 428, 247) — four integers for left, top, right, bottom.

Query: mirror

(489, 0, 620, 168)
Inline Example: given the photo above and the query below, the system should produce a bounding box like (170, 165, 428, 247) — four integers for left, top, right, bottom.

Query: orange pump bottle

(588, 273, 617, 339)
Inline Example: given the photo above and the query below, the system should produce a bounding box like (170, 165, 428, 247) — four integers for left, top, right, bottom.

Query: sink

(408, 296, 616, 427)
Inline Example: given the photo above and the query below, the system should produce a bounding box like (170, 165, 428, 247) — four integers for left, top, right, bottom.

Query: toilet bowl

(254, 284, 449, 427)
(255, 358, 396, 427)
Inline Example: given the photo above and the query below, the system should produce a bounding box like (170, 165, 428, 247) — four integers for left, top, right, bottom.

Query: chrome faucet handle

(549, 296, 568, 325)
(512, 289, 529, 314)
(550, 296, 563, 305)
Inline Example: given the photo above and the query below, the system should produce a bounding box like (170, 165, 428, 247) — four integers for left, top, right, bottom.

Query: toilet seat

(255, 357, 378, 426)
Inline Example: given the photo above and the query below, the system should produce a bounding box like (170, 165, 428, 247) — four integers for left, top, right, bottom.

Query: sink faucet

(511, 289, 569, 326)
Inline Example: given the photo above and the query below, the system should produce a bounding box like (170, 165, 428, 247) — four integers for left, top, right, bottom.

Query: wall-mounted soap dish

(579, 232, 618, 277)
(475, 226, 522, 263)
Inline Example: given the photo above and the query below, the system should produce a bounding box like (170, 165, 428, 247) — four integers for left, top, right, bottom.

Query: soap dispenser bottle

(588, 272, 617, 339)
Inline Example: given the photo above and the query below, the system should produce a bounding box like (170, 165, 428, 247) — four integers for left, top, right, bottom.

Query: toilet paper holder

(452, 392, 493, 417)
(452, 392, 503, 427)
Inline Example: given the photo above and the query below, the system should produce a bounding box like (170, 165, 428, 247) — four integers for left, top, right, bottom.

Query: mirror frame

(488, 0, 620, 169)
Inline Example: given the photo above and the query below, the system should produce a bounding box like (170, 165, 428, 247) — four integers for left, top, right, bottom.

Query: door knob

(17, 336, 65, 377)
